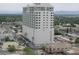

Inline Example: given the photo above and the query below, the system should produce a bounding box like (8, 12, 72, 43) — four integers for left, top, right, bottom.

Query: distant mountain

(0, 11, 22, 14)
(0, 11, 22, 16)
(0, 11, 79, 16)
(54, 11, 79, 16)
(0, 14, 22, 16)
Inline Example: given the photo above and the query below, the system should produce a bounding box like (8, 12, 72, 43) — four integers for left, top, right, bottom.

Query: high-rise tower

(23, 3, 54, 46)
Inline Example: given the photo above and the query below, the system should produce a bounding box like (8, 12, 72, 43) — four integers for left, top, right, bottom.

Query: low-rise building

(45, 42, 72, 53)
(66, 47, 79, 55)
(55, 35, 71, 43)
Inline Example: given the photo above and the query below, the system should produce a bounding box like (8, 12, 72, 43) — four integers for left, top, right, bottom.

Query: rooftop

(26, 3, 53, 7)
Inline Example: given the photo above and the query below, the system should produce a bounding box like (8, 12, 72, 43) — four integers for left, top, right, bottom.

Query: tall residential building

(23, 3, 54, 46)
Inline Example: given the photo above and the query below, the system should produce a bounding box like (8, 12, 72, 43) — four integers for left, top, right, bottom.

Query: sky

(0, 3, 79, 14)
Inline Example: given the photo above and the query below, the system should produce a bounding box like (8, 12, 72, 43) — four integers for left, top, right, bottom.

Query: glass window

(36, 22, 38, 24)
(43, 22, 45, 23)
(36, 12, 38, 14)
(39, 15, 40, 16)
(46, 19, 48, 21)
(51, 15, 53, 16)
(47, 12, 48, 14)
(36, 17, 38, 19)
(46, 17, 48, 18)
(29, 7, 34, 11)
(36, 25, 40, 26)
(51, 17, 53, 19)
(41, 7, 45, 11)
(43, 20, 45, 21)
(43, 12, 45, 13)
(47, 7, 53, 11)
(39, 22, 40, 24)
(36, 20, 38, 21)
(50, 27, 53, 28)
(46, 26, 48, 28)
(38, 27, 40, 29)
(50, 20, 53, 21)
(36, 27, 38, 29)
(46, 24, 48, 26)
(51, 12, 53, 14)
(39, 17, 40, 19)
(36, 27, 40, 29)
(43, 17, 45, 18)
(46, 15, 48, 16)
(23, 7, 27, 12)
(39, 12, 41, 14)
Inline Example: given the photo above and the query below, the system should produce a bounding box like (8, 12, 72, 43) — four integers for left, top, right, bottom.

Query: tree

(23, 47, 33, 55)
(69, 38, 73, 41)
(41, 46, 46, 51)
(54, 30, 62, 35)
(5, 36, 14, 42)
(75, 38, 79, 44)
(14, 29, 18, 33)
(5, 36, 10, 42)
(70, 23, 76, 27)
(7, 45, 16, 52)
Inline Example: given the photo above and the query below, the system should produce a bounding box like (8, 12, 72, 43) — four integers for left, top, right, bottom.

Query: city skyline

(0, 3, 78, 55)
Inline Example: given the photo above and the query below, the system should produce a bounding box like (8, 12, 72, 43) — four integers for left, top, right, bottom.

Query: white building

(23, 3, 54, 46)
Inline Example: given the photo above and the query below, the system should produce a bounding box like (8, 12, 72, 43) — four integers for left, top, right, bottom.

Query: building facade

(45, 43, 72, 53)
(23, 3, 54, 46)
